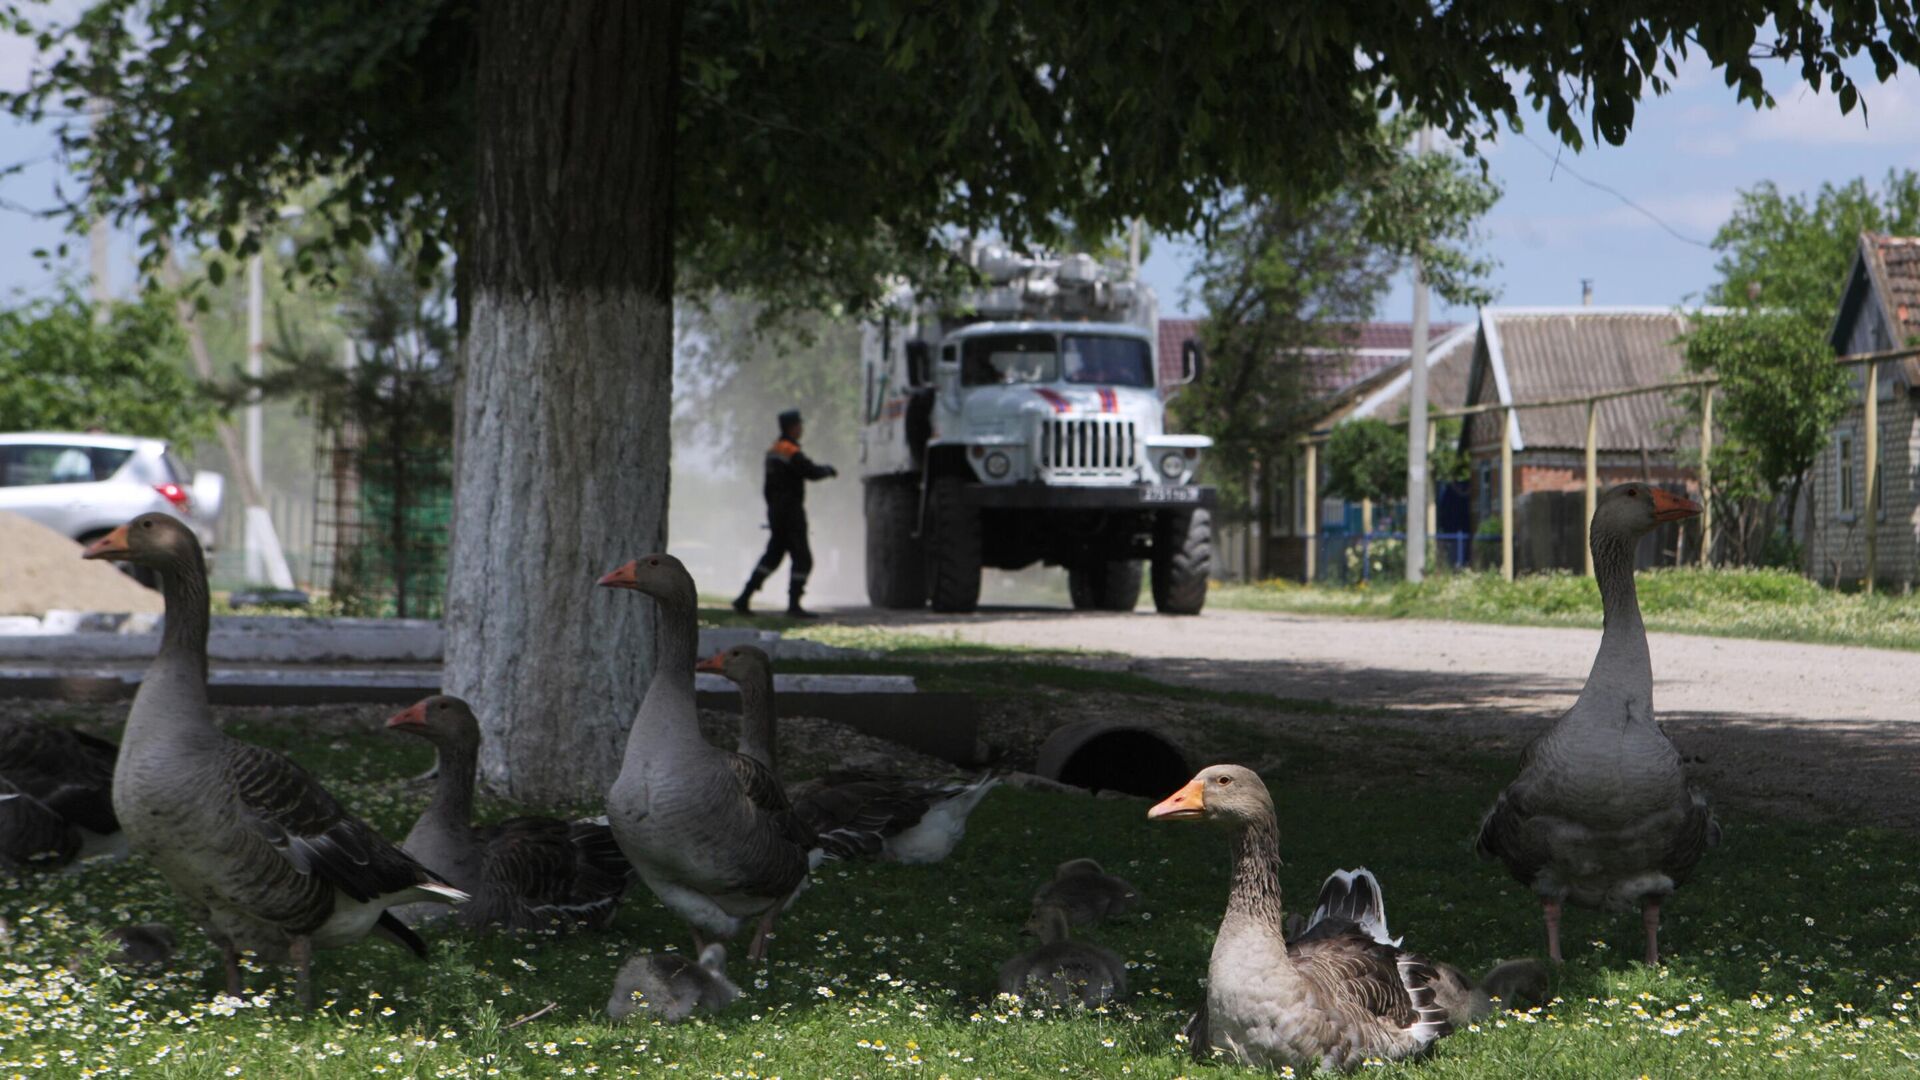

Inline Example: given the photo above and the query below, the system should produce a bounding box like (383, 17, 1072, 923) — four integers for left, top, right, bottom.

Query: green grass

(5, 695, 1917, 1078)
(1212, 568, 1920, 651)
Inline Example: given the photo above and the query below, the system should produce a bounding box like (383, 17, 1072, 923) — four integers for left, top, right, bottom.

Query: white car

(0, 433, 226, 562)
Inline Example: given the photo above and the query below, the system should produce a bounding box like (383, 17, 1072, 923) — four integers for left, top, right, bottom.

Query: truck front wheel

(1068, 559, 1143, 612)
(1151, 509, 1212, 615)
(925, 477, 982, 613)
(865, 479, 927, 609)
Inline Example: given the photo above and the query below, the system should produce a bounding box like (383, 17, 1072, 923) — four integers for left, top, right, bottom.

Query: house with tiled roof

(1810, 232, 1920, 587)
(1459, 306, 1716, 572)
(1155, 317, 1463, 579)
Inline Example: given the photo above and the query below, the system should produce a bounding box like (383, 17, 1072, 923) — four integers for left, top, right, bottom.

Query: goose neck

(1586, 527, 1651, 702)
(735, 669, 777, 773)
(1222, 813, 1289, 939)
(424, 738, 479, 830)
(157, 555, 211, 676)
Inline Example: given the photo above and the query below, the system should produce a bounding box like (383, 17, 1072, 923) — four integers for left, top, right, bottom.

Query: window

(0, 444, 133, 487)
(961, 333, 1057, 385)
(1837, 433, 1856, 517)
(1478, 461, 1494, 518)
(1061, 335, 1153, 387)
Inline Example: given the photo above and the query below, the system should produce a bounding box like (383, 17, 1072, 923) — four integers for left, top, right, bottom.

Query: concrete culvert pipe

(1035, 720, 1191, 798)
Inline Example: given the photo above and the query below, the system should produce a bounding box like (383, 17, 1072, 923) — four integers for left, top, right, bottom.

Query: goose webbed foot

(1541, 898, 1563, 964)
(1641, 900, 1661, 967)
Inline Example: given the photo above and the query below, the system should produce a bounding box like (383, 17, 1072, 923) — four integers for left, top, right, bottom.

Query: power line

(1511, 129, 1715, 251)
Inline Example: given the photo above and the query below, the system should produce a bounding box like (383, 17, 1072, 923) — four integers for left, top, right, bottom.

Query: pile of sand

(0, 511, 164, 617)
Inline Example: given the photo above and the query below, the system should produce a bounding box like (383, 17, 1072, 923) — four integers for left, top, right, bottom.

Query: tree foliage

(1324, 418, 1407, 505)
(1707, 172, 1920, 326)
(0, 286, 217, 443)
(1680, 311, 1849, 563)
(9, 1, 1920, 312)
(1175, 123, 1498, 490)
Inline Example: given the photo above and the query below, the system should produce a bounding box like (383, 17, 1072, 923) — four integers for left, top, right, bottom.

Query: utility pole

(88, 97, 111, 325)
(243, 251, 269, 583)
(1405, 126, 1433, 583)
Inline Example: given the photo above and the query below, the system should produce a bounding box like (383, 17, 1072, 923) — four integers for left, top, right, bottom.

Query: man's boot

(786, 586, 817, 619)
(733, 569, 769, 614)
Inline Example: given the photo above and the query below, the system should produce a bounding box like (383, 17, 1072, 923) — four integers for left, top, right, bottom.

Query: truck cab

(859, 246, 1215, 614)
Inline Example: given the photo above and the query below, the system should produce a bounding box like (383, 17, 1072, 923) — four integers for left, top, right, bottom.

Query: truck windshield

(961, 333, 1057, 385)
(1062, 335, 1153, 387)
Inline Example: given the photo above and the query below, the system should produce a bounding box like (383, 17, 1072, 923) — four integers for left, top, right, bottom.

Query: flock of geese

(0, 481, 1720, 1074)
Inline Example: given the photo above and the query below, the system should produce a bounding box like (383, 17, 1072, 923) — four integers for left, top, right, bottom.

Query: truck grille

(1039, 418, 1138, 476)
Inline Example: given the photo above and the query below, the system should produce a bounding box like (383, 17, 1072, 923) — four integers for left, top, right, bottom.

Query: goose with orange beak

(1149, 764, 1458, 1071)
(598, 554, 818, 962)
(1476, 482, 1719, 967)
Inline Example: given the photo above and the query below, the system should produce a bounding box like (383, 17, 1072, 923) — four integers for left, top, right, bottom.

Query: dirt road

(840, 605, 1920, 829)
(846, 606, 1915, 725)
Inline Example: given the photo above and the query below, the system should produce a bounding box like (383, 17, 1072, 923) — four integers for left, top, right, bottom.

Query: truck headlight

(1158, 451, 1187, 479)
(984, 451, 1012, 479)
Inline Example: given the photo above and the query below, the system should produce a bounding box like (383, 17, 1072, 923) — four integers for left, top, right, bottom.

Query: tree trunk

(445, 0, 682, 803)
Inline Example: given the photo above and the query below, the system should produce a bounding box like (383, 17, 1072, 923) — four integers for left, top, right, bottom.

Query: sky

(5, 37, 1920, 323)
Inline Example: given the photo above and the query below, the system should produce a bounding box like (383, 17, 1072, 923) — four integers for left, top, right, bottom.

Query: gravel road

(837, 604, 1920, 830)
(846, 606, 1915, 725)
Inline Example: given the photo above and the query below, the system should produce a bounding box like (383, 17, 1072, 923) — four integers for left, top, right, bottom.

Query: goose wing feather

(1659, 784, 1721, 884)
(1289, 931, 1453, 1041)
(0, 780, 80, 867)
(724, 752, 815, 851)
(224, 741, 450, 903)
(0, 720, 118, 835)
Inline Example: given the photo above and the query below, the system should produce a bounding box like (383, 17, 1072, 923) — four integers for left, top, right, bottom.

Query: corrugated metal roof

(1348, 324, 1480, 421)
(1470, 309, 1702, 452)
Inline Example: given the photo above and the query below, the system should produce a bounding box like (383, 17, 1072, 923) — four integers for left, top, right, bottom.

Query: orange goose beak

(385, 700, 430, 732)
(81, 524, 132, 561)
(1651, 488, 1702, 523)
(694, 650, 727, 674)
(1147, 779, 1207, 821)
(597, 561, 640, 590)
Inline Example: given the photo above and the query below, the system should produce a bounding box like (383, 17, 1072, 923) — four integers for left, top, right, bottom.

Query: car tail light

(154, 483, 191, 511)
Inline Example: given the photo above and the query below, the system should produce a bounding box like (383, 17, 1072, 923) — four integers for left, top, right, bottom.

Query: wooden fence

(1295, 343, 1920, 591)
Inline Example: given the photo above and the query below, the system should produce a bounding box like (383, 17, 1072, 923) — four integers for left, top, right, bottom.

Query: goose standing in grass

(1031, 858, 1141, 928)
(1476, 483, 1720, 966)
(600, 557, 816, 962)
(82, 514, 467, 1004)
(996, 902, 1128, 1006)
(1150, 765, 1455, 1071)
(607, 944, 741, 1022)
(697, 644, 997, 863)
(0, 717, 122, 870)
(385, 695, 630, 931)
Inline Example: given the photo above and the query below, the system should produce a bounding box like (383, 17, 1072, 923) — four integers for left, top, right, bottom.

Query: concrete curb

(0, 618, 874, 664)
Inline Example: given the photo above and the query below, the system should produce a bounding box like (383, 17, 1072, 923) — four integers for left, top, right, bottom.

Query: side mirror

(906, 340, 932, 388)
(1181, 339, 1204, 384)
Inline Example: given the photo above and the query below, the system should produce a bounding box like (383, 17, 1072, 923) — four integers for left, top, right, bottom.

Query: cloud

(1743, 75, 1920, 146)
(1492, 190, 1734, 252)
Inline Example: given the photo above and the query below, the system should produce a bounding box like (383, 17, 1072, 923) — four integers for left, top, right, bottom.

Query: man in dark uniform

(733, 408, 836, 617)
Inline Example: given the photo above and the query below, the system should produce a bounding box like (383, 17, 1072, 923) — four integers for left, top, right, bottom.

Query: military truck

(858, 244, 1215, 614)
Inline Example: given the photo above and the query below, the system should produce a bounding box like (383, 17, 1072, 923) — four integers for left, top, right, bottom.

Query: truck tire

(865, 480, 927, 609)
(1067, 559, 1144, 611)
(1151, 509, 1211, 615)
(924, 476, 982, 613)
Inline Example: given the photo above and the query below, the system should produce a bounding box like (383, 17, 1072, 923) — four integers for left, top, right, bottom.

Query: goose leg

(1640, 900, 1661, 967)
(222, 944, 244, 997)
(689, 928, 706, 954)
(1541, 898, 1563, 964)
(289, 936, 313, 1009)
(748, 909, 778, 963)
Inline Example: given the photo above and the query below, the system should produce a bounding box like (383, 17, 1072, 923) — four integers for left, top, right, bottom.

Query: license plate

(1140, 486, 1199, 504)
